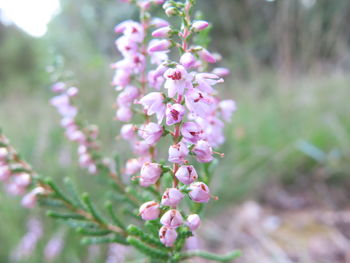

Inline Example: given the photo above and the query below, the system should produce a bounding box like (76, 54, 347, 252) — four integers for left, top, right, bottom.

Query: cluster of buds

(0, 136, 46, 208)
(115, 0, 236, 247)
(50, 82, 100, 174)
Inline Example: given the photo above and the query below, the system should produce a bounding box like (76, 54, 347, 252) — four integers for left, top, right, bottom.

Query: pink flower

(186, 214, 201, 231)
(152, 26, 171, 38)
(219, 100, 237, 122)
(160, 209, 183, 228)
(192, 140, 213, 163)
(188, 182, 210, 203)
(21, 187, 46, 209)
(0, 165, 11, 181)
(120, 124, 136, 140)
(112, 68, 131, 88)
(198, 117, 225, 147)
(116, 107, 133, 122)
(161, 188, 184, 207)
(132, 141, 150, 156)
(148, 70, 164, 90)
(181, 122, 203, 144)
(185, 88, 215, 118)
(139, 122, 163, 145)
(117, 86, 140, 107)
(51, 82, 66, 93)
(115, 36, 138, 56)
(168, 142, 189, 164)
(195, 73, 223, 93)
(175, 165, 198, 185)
(123, 21, 144, 42)
(166, 103, 185, 126)
(150, 18, 170, 28)
(66, 87, 78, 97)
(198, 48, 216, 63)
(148, 39, 171, 52)
(0, 147, 8, 162)
(164, 65, 192, 98)
(159, 226, 177, 247)
(192, 20, 209, 32)
(212, 67, 230, 77)
(14, 173, 31, 187)
(139, 92, 166, 124)
(139, 201, 160, 221)
(140, 162, 162, 187)
(125, 158, 142, 175)
(180, 52, 196, 69)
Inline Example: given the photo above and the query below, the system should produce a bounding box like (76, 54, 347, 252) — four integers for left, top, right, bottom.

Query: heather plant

(0, 0, 240, 262)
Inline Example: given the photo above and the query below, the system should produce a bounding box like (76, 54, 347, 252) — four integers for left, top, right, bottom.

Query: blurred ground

(201, 183, 350, 263)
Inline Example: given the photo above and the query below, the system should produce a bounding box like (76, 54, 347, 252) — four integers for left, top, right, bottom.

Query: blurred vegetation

(0, 0, 350, 262)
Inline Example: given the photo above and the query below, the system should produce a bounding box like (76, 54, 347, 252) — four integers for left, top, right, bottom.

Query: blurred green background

(1, 0, 350, 262)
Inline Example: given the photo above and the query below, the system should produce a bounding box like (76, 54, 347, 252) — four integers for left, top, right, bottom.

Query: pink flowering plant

(0, 0, 239, 262)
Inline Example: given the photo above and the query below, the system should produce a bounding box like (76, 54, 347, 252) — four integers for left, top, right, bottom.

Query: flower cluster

(115, 0, 236, 247)
(50, 82, 100, 174)
(0, 136, 46, 208)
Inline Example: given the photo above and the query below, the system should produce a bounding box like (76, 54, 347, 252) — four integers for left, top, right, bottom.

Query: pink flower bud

(87, 164, 98, 174)
(51, 82, 66, 93)
(139, 92, 166, 124)
(139, 122, 163, 145)
(0, 147, 8, 162)
(150, 18, 170, 28)
(192, 140, 213, 163)
(120, 124, 136, 140)
(152, 26, 171, 38)
(148, 39, 171, 53)
(132, 140, 150, 156)
(192, 20, 209, 32)
(198, 48, 216, 63)
(139, 201, 160, 221)
(79, 153, 93, 167)
(175, 165, 198, 185)
(21, 187, 45, 209)
(166, 103, 185, 126)
(14, 173, 31, 187)
(186, 214, 201, 231)
(160, 209, 183, 228)
(159, 226, 177, 247)
(0, 165, 11, 181)
(66, 87, 79, 97)
(116, 107, 133, 122)
(188, 182, 210, 203)
(125, 158, 142, 175)
(168, 142, 189, 164)
(181, 122, 203, 144)
(117, 86, 139, 107)
(152, 0, 165, 4)
(219, 100, 237, 122)
(180, 52, 196, 69)
(212, 67, 231, 77)
(140, 162, 162, 187)
(161, 188, 184, 207)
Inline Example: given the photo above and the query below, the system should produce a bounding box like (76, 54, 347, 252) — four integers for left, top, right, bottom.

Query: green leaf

(81, 234, 128, 245)
(127, 225, 165, 248)
(46, 210, 86, 220)
(127, 237, 169, 259)
(45, 178, 74, 206)
(181, 250, 241, 262)
(76, 228, 111, 236)
(63, 177, 86, 209)
(105, 201, 126, 230)
(81, 193, 108, 224)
